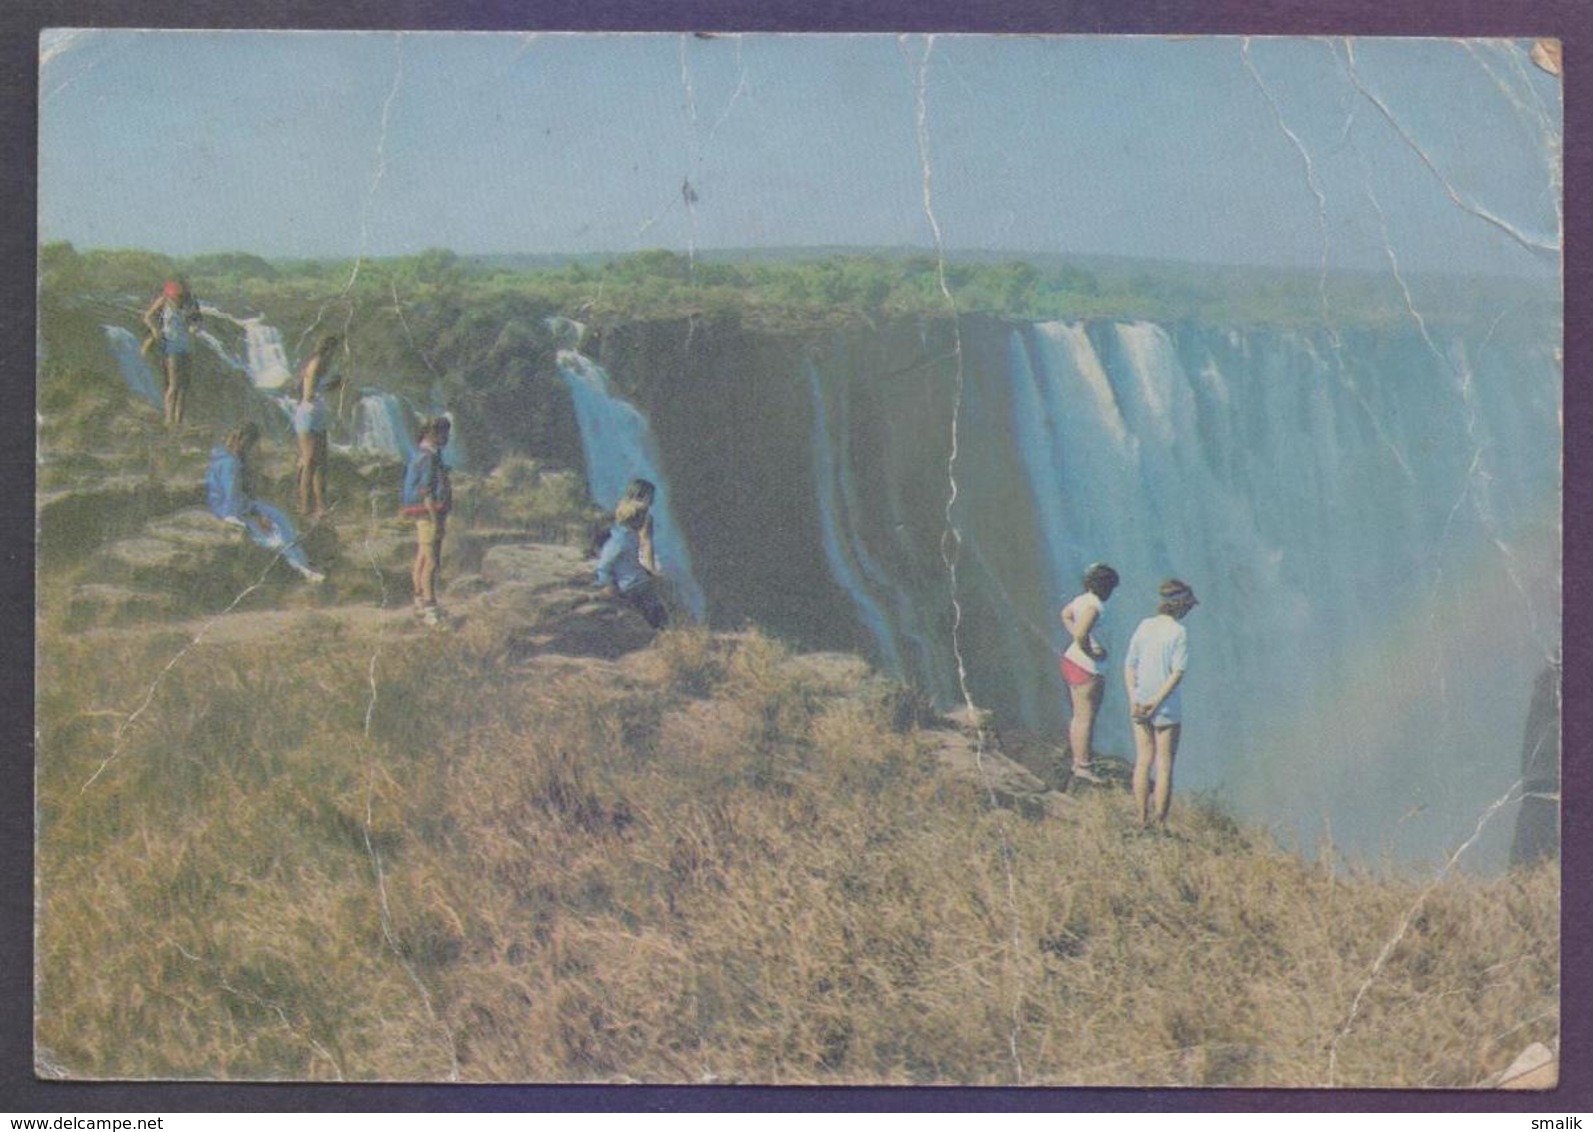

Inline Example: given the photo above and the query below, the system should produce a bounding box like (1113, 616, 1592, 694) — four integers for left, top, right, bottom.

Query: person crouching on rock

(401, 416, 452, 627)
(206, 422, 324, 583)
(622, 478, 659, 573)
(595, 493, 668, 630)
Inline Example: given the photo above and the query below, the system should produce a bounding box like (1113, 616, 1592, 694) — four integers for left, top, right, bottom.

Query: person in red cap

(1123, 578, 1198, 831)
(141, 278, 202, 426)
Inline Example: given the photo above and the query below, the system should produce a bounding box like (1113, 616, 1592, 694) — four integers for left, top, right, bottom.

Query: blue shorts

(293, 398, 329, 437)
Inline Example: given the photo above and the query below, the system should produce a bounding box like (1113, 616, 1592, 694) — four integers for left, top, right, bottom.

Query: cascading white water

(239, 319, 295, 391)
(354, 391, 419, 463)
(101, 325, 162, 408)
(555, 348, 706, 619)
(194, 328, 248, 374)
(804, 359, 905, 679)
(780, 317, 1556, 870)
(200, 307, 295, 390)
(128, 306, 474, 467)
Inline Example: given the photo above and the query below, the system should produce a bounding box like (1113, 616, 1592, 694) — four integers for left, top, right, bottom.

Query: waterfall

(666, 316, 1553, 870)
(1000, 319, 1555, 867)
(191, 307, 470, 469)
(554, 348, 706, 619)
(804, 359, 905, 678)
(354, 391, 419, 463)
(101, 325, 162, 408)
(195, 328, 249, 374)
(239, 319, 295, 391)
(200, 307, 295, 390)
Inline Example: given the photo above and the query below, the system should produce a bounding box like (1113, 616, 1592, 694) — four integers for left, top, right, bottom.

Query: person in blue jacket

(206, 422, 324, 583)
(595, 491, 668, 630)
(401, 416, 453, 625)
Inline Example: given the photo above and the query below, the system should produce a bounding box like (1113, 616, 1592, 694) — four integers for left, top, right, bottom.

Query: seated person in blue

(594, 496, 668, 629)
(207, 422, 324, 583)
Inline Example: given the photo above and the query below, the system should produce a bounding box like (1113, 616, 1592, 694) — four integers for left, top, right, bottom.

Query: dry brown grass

(35, 611, 1559, 1085)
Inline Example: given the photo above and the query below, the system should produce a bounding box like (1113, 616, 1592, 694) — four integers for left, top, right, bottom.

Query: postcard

(34, 30, 1562, 1088)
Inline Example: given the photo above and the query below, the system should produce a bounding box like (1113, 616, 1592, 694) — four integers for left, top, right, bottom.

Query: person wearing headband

(1124, 578, 1199, 830)
(141, 278, 202, 427)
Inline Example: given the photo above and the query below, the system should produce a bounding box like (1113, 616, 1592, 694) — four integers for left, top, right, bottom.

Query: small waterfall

(195, 328, 248, 374)
(240, 319, 295, 390)
(804, 359, 904, 678)
(353, 391, 419, 463)
(201, 307, 295, 390)
(554, 348, 706, 619)
(101, 325, 162, 408)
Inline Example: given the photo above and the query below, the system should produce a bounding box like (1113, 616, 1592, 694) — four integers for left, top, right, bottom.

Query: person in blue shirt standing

(1123, 578, 1198, 831)
(595, 490, 668, 630)
(206, 422, 324, 583)
(402, 416, 453, 626)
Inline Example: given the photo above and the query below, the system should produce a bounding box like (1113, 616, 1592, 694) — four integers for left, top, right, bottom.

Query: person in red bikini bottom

(1059, 562, 1120, 783)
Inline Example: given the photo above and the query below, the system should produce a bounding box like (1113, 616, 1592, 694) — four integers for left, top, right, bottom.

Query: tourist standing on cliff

(142, 278, 203, 427)
(1060, 562, 1119, 783)
(294, 335, 340, 521)
(402, 416, 453, 627)
(205, 422, 324, 583)
(1124, 578, 1198, 831)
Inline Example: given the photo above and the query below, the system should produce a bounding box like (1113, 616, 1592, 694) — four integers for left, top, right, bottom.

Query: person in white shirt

(1123, 578, 1198, 830)
(1059, 562, 1119, 783)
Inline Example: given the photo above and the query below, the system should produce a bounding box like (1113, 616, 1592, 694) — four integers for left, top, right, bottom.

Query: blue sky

(39, 31, 1561, 274)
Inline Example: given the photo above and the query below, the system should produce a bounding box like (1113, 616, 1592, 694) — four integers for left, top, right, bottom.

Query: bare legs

(297, 431, 328, 519)
(1131, 720, 1181, 828)
(413, 516, 445, 611)
(1068, 676, 1104, 775)
(163, 354, 191, 427)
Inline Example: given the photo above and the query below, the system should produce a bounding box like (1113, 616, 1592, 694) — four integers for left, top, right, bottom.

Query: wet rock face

(72, 506, 343, 625)
(1509, 664, 1560, 869)
(92, 507, 267, 599)
(39, 477, 202, 566)
(481, 543, 590, 591)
